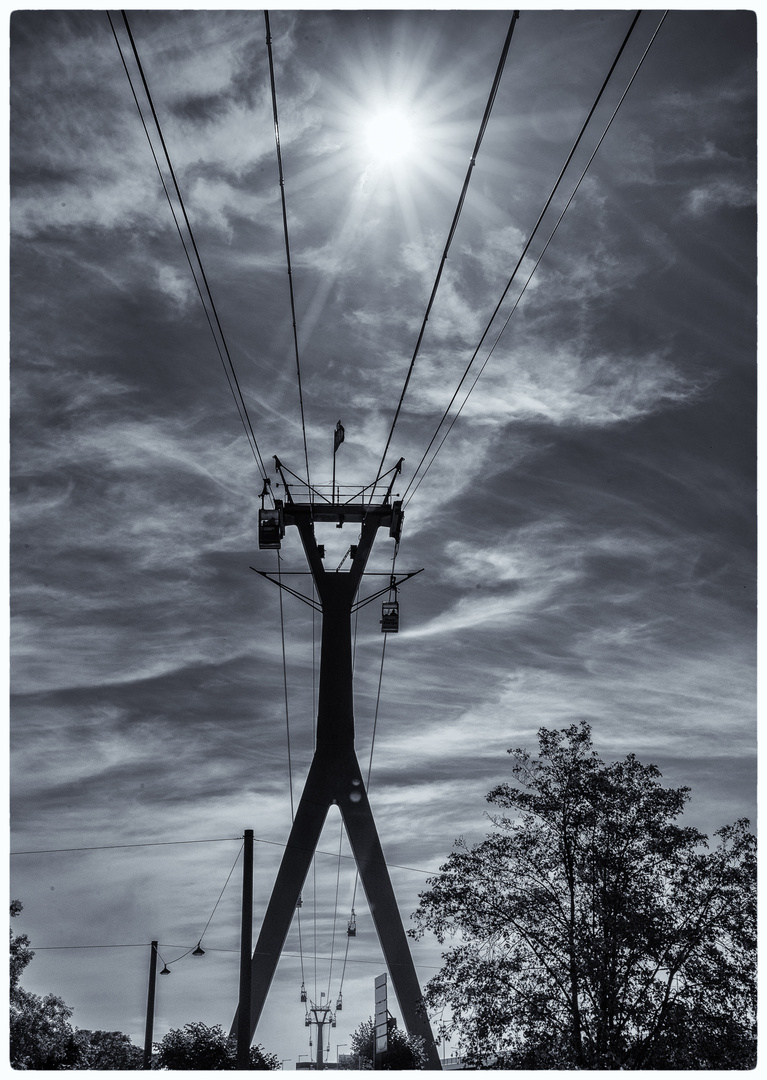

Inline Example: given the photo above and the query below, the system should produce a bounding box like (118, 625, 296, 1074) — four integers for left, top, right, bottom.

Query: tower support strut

(233, 498, 441, 1069)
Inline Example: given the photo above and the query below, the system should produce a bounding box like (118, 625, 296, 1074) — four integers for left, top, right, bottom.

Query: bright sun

(363, 107, 416, 164)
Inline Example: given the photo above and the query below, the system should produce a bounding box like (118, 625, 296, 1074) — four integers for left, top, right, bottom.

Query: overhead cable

(11, 833, 434, 873)
(11, 836, 241, 855)
(325, 821, 345, 1000)
(265, 10, 312, 491)
(403, 10, 656, 506)
(108, 11, 268, 481)
(33, 942, 443, 970)
(373, 10, 520, 486)
(277, 552, 296, 821)
(194, 842, 244, 951)
(339, 551, 394, 997)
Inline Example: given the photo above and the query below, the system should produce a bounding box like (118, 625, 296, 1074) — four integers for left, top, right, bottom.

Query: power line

(11, 836, 241, 855)
(195, 843, 244, 950)
(401, 9, 645, 505)
(33, 943, 150, 951)
(32, 943, 443, 971)
(265, 10, 312, 493)
(108, 11, 268, 481)
(374, 10, 520, 485)
(11, 833, 439, 875)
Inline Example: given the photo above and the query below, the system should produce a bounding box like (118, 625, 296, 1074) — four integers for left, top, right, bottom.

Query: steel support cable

(34, 943, 442, 970)
(312, 583, 318, 749)
(325, 821, 345, 1000)
(338, 572, 393, 996)
(296, 907, 306, 988)
(264, 11, 312, 494)
(277, 552, 295, 821)
(366, 536, 398, 788)
(404, 11, 666, 509)
(11, 835, 433, 873)
(401, 9, 643, 505)
(152, 842, 244, 967)
(313, 858, 318, 998)
(118, 10, 268, 480)
(107, 13, 265, 476)
(373, 10, 520, 488)
(192, 842, 244, 952)
(12, 836, 240, 855)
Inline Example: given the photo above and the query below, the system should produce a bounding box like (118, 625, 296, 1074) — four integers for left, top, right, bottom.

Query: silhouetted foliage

(411, 723, 756, 1070)
(154, 1021, 279, 1070)
(10, 901, 143, 1070)
(10, 901, 77, 1069)
(347, 1017, 426, 1069)
(73, 1028, 144, 1069)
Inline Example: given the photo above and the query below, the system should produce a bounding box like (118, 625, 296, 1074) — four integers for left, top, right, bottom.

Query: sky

(8, 5, 757, 1069)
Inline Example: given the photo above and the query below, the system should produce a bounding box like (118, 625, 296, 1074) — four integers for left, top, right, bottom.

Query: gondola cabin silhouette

(381, 600, 399, 633)
(258, 502, 285, 549)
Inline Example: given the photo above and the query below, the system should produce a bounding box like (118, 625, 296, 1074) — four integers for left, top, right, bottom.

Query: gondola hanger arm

(351, 569, 425, 612)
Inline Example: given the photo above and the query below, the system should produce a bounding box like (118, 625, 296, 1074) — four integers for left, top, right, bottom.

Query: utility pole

(237, 829, 254, 1069)
(143, 940, 158, 1070)
(232, 459, 441, 1069)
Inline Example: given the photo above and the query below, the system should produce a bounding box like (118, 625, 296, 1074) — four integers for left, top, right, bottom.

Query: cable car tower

(233, 454, 441, 1069)
(304, 996, 337, 1070)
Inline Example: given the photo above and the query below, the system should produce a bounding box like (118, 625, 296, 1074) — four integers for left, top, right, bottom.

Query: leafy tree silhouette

(412, 723, 756, 1070)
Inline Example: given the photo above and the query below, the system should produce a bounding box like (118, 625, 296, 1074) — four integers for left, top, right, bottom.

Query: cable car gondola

(258, 502, 284, 549)
(300, 982, 307, 1003)
(380, 600, 399, 633)
(347, 909, 357, 937)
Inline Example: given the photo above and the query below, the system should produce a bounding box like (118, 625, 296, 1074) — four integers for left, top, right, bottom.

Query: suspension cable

(110, 11, 268, 480)
(313, 858, 318, 999)
(338, 542, 396, 998)
(106, 13, 263, 476)
(325, 821, 345, 1000)
(264, 10, 312, 492)
(296, 905, 306, 989)
(401, 9, 644, 505)
(373, 10, 520, 485)
(194, 842, 244, 950)
(277, 552, 295, 821)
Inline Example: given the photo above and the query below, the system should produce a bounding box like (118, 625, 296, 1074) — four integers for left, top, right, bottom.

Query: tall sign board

(375, 973, 388, 1065)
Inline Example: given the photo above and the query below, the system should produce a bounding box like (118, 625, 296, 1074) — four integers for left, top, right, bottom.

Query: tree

(154, 1021, 279, 1070)
(347, 1017, 426, 1070)
(10, 901, 143, 1070)
(411, 723, 756, 1070)
(73, 1028, 144, 1069)
(10, 900, 77, 1069)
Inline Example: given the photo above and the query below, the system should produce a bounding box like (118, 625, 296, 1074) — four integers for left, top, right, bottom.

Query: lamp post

(237, 829, 254, 1069)
(142, 941, 158, 1069)
(337, 1043, 347, 1063)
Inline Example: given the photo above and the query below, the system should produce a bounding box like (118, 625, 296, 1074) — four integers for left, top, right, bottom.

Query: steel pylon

(232, 493, 441, 1069)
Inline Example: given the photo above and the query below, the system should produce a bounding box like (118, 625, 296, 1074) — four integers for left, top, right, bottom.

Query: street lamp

(337, 1043, 347, 1063)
